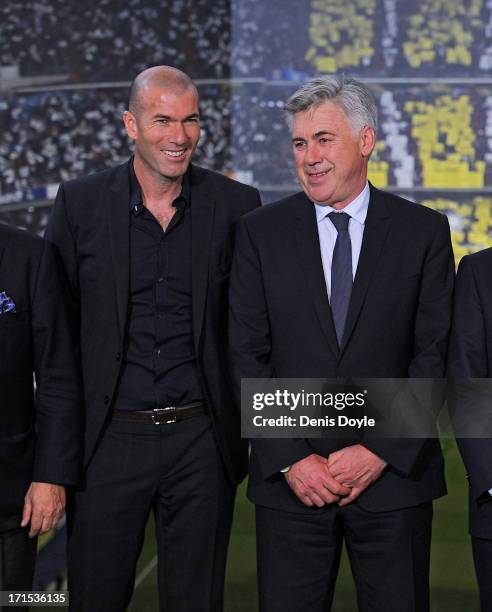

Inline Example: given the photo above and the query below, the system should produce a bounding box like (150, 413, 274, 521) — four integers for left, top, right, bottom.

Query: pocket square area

(0, 291, 16, 314)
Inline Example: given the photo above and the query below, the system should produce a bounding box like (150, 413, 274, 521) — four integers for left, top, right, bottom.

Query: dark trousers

(67, 414, 236, 612)
(472, 536, 492, 612)
(0, 527, 37, 612)
(256, 501, 433, 612)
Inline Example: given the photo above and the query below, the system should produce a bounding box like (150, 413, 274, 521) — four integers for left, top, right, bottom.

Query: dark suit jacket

(448, 248, 492, 538)
(230, 185, 454, 513)
(0, 224, 81, 531)
(45, 160, 261, 485)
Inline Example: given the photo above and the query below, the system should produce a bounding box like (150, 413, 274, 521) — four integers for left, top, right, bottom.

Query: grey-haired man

(230, 76, 454, 611)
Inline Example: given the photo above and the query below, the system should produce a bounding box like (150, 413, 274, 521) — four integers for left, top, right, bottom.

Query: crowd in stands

(0, 0, 230, 81)
(0, 0, 491, 83)
(231, 0, 492, 77)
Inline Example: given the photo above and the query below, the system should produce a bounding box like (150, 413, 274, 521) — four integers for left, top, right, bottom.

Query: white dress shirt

(314, 182, 370, 301)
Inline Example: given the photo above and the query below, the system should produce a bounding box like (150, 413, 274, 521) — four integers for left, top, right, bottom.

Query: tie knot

(328, 211, 350, 232)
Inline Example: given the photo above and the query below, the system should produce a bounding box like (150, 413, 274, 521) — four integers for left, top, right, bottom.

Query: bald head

(128, 66, 198, 116)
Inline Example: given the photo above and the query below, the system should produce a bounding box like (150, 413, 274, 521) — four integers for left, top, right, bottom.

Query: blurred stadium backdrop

(1, 0, 490, 609)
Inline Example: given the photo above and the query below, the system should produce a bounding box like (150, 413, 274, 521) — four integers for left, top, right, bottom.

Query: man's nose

(169, 121, 187, 144)
(304, 144, 321, 166)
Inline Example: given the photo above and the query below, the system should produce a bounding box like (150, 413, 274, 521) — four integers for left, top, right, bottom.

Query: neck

(133, 156, 184, 206)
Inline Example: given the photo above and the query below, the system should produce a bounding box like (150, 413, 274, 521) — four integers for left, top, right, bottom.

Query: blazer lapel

(190, 165, 215, 353)
(293, 194, 339, 358)
(107, 162, 131, 339)
(339, 185, 391, 354)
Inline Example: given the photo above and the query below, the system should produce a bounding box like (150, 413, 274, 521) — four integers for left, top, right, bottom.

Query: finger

(311, 486, 338, 505)
(331, 469, 354, 484)
(51, 512, 62, 531)
(308, 491, 326, 508)
(333, 474, 358, 488)
(324, 477, 351, 497)
(304, 476, 342, 503)
(319, 481, 347, 504)
(328, 451, 342, 467)
(292, 488, 314, 507)
(20, 497, 32, 528)
(39, 516, 53, 536)
(338, 487, 362, 506)
(328, 464, 345, 478)
(340, 480, 355, 488)
(325, 462, 353, 484)
(29, 511, 43, 538)
(294, 482, 325, 507)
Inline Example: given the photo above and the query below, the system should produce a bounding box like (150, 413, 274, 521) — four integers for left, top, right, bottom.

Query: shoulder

(0, 223, 43, 254)
(373, 186, 447, 226)
(60, 161, 129, 202)
(458, 247, 492, 276)
(191, 165, 261, 219)
(240, 192, 306, 228)
(0, 225, 57, 285)
(191, 164, 259, 197)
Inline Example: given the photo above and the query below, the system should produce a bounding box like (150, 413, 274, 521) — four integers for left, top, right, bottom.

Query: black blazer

(0, 224, 81, 531)
(230, 185, 454, 513)
(45, 160, 261, 484)
(448, 248, 492, 538)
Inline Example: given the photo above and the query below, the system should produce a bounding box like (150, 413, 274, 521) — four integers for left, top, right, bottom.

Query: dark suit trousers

(256, 501, 433, 612)
(67, 414, 235, 612)
(0, 527, 37, 612)
(472, 536, 492, 612)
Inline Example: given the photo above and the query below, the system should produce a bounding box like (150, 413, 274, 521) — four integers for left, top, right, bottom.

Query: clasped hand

(285, 445, 387, 508)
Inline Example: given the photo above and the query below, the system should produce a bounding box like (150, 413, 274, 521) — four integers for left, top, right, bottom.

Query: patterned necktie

(328, 211, 352, 346)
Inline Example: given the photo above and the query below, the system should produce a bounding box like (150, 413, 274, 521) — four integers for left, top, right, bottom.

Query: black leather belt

(112, 401, 205, 425)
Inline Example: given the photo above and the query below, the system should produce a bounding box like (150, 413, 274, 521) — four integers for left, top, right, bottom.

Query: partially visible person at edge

(0, 223, 81, 604)
(448, 247, 492, 612)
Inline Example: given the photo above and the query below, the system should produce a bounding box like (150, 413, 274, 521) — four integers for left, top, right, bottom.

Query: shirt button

(158, 277, 164, 283)
(115, 353, 121, 361)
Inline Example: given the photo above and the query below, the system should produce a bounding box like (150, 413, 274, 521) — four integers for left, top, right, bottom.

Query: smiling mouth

(161, 149, 186, 158)
(307, 169, 330, 178)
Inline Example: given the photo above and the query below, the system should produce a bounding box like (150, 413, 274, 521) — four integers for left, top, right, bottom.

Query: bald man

(46, 66, 261, 612)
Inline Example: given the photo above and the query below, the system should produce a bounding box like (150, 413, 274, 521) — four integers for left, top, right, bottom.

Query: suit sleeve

(229, 217, 312, 478)
(448, 255, 487, 377)
(45, 183, 80, 304)
(448, 254, 492, 497)
(363, 212, 455, 475)
(31, 239, 82, 485)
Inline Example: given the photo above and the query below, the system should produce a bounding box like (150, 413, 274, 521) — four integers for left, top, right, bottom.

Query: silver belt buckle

(152, 406, 177, 425)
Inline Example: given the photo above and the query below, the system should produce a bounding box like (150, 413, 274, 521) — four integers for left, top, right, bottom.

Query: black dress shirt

(113, 163, 203, 410)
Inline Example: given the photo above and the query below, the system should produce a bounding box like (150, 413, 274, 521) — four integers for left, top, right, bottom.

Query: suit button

(104, 396, 110, 404)
(115, 353, 121, 361)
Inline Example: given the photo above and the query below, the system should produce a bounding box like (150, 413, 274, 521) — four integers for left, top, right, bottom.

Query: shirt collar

(129, 157, 191, 212)
(314, 182, 370, 225)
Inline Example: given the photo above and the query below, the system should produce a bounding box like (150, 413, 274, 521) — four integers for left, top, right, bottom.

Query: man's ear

(360, 125, 376, 158)
(123, 110, 138, 141)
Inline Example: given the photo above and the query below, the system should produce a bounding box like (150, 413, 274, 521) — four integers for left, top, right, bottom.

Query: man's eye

(294, 142, 305, 149)
(186, 117, 200, 123)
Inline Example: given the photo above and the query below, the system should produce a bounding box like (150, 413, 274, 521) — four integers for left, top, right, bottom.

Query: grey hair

(284, 75, 377, 134)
